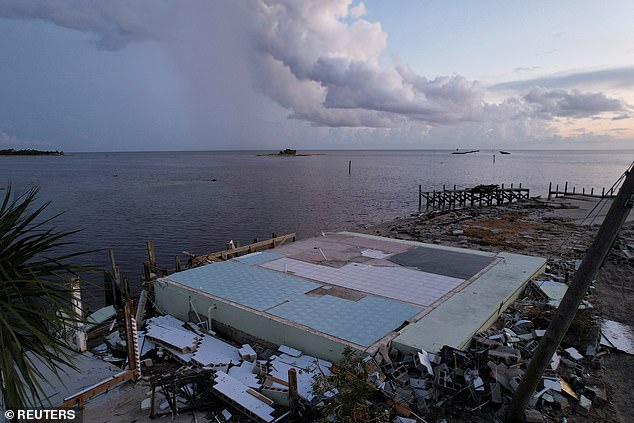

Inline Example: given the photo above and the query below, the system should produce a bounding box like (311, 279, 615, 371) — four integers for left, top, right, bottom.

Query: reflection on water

(1, 149, 631, 307)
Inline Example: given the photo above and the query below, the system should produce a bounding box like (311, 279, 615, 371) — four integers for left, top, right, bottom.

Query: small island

(0, 148, 64, 156)
(257, 148, 324, 157)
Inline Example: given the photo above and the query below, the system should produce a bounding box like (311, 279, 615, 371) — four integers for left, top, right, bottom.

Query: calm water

(1, 149, 632, 306)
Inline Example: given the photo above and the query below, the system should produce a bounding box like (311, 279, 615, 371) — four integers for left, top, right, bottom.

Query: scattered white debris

(361, 249, 392, 259)
(600, 319, 634, 354)
(145, 316, 199, 353)
(564, 347, 583, 361)
(277, 345, 302, 358)
(192, 335, 240, 367)
(543, 377, 561, 392)
(416, 350, 434, 376)
(213, 371, 275, 423)
(221, 409, 232, 420)
(228, 361, 261, 389)
(550, 352, 560, 370)
(268, 354, 331, 402)
(239, 344, 257, 362)
(85, 305, 117, 331)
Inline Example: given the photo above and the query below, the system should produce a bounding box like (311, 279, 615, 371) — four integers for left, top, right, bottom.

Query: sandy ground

(362, 196, 634, 423)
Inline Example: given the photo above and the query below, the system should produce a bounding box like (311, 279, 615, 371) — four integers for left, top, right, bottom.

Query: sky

(0, 0, 633, 152)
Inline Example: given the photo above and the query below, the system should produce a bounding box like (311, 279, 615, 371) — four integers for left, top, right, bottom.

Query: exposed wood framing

(57, 370, 136, 410)
(192, 233, 297, 266)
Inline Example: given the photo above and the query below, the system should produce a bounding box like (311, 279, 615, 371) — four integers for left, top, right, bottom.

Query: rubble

(89, 258, 620, 422)
(78, 196, 633, 422)
(600, 318, 634, 354)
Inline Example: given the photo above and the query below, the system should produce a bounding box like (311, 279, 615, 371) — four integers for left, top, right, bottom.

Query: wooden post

(348, 160, 351, 175)
(591, 187, 594, 196)
(104, 270, 114, 306)
(108, 250, 122, 309)
(602, 187, 605, 197)
(564, 181, 568, 194)
(146, 241, 156, 269)
(143, 262, 151, 281)
(583, 187, 585, 195)
(175, 255, 182, 272)
(556, 184, 559, 198)
(288, 368, 300, 420)
(548, 182, 552, 200)
(108, 271, 122, 309)
(573, 186, 576, 194)
(507, 166, 634, 423)
(123, 277, 130, 300)
(419, 185, 422, 209)
(108, 249, 120, 287)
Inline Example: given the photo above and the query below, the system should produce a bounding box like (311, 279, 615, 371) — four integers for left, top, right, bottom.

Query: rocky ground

(361, 196, 634, 423)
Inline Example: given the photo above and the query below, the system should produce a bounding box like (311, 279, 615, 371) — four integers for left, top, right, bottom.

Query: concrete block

(577, 394, 592, 416)
(488, 346, 521, 365)
(239, 344, 257, 361)
(391, 365, 409, 383)
(565, 347, 583, 361)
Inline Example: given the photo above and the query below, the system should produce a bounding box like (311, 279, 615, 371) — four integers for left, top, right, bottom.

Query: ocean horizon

(2, 149, 632, 307)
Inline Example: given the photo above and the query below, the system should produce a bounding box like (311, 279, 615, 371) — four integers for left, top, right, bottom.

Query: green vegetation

(0, 149, 64, 156)
(0, 184, 90, 410)
(313, 347, 387, 423)
(278, 148, 297, 155)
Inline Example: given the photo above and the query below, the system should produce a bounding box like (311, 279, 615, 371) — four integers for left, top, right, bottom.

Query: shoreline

(361, 196, 634, 422)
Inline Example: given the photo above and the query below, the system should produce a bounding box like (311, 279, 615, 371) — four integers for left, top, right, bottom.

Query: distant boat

(452, 149, 479, 155)
(499, 151, 511, 155)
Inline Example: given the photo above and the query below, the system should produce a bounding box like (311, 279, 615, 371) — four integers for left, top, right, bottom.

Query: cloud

(492, 67, 634, 91)
(514, 66, 541, 73)
(0, 0, 630, 142)
(0, 0, 167, 50)
(522, 88, 627, 119)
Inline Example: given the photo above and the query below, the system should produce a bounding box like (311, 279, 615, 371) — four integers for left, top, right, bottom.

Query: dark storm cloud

(0, 0, 167, 50)
(0, 0, 629, 133)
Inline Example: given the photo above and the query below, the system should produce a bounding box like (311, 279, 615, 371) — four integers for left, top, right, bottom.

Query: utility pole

(507, 165, 634, 422)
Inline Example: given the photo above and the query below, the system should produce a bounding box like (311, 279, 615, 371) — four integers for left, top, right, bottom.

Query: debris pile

(90, 309, 333, 421)
(311, 269, 632, 423)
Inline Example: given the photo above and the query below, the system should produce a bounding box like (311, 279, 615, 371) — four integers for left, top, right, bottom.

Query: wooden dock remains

(547, 181, 618, 200)
(418, 184, 529, 211)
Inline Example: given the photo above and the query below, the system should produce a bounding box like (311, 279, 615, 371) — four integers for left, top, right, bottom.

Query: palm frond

(0, 182, 95, 410)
